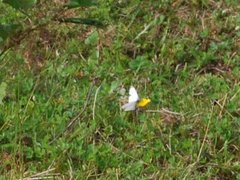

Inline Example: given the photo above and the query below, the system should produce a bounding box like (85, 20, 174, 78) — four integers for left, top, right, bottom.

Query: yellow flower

(137, 98, 151, 108)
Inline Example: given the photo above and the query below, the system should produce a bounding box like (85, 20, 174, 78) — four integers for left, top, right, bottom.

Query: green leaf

(109, 81, 120, 94)
(0, 82, 7, 105)
(59, 18, 104, 27)
(129, 56, 149, 71)
(0, 23, 22, 42)
(3, 0, 37, 10)
(66, 0, 97, 8)
(85, 31, 99, 45)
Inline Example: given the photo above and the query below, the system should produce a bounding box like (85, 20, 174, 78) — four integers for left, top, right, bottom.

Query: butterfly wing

(121, 102, 137, 111)
(121, 86, 139, 111)
(128, 86, 139, 103)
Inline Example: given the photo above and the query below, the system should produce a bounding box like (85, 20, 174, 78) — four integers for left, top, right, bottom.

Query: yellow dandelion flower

(137, 98, 151, 107)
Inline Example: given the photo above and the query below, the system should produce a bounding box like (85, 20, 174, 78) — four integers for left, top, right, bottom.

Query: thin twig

(214, 99, 234, 119)
(21, 168, 58, 180)
(183, 104, 214, 179)
(50, 81, 95, 144)
(134, 15, 159, 41)
(219, 94, 228, 118)
(92, 85, 101, 121)
(146, 108, 183, 116)
(110, 144, 150, 166)
(22, 75, 41, 123)
(0, 48, 10, 59)
(197, 107, 213, 162)
(67, 158, 74, 180)
(229, 84, 240, 102)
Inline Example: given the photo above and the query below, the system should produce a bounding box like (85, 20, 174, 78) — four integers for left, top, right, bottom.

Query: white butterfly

(121, 86, 139, 111)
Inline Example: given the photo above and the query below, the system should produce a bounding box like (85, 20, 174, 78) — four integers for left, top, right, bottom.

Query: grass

(1, 0, 240, 179)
